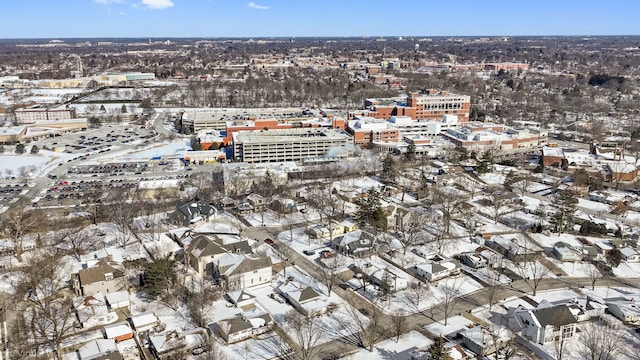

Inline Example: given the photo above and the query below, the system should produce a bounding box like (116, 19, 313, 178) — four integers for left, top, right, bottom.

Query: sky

(2, 0, 639, 39)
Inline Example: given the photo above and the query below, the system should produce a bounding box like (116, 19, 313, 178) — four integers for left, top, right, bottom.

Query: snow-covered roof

(104, 322, 132, 338)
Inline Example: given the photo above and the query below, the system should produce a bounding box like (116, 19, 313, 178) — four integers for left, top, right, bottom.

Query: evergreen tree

(355, 188, 387, 230)
(15, 143, 25, 154)
(30, 145, 39, 154)
(142, 258, 178, 298)
(606, 248, 622, 268)
(428, 336, 447, 360)
(405, 142, 416, 161)
(550, 189, 578, 233)
(381, 154, 397, 184)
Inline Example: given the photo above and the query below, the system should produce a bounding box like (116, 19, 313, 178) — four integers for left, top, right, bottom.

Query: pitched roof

(534, 305, 577, 327)
(78, 259, 124, 286)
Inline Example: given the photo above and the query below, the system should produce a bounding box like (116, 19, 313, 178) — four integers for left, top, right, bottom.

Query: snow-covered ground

(0, 150, 75, 178)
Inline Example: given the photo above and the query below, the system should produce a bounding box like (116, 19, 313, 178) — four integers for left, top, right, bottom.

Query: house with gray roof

(276, 282, 328, 317)
(213, 310, 273, 344)
(72, 258, 126, 297)
(508, 304, 578, 344)
(173, 199, 217, 226)
(212, 254, 272, 291)
(184, 234, 252, 278)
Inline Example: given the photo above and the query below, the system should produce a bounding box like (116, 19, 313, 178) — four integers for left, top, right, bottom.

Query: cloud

(140, 0, 174, 9)
(248, 2, 270, 10)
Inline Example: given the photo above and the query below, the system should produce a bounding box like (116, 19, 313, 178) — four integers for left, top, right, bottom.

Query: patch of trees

(588, 74, 625, 88)
(578, 220, 608, 236)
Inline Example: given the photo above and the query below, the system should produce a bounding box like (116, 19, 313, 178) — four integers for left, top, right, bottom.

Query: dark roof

(176, 199, 216, 219)
(78, 259, 124, 285)
(534, 305, 577, 327)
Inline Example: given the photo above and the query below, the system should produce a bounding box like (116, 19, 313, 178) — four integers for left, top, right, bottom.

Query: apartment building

(233, 128, 351, 163)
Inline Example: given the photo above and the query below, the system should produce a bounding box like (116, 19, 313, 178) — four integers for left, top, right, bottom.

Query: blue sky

(3, 0, 639, 38)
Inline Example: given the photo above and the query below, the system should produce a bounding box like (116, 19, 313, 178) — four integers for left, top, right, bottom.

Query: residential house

(72, 258, 126, 297)
(213, 311, 273, 344)
(225, 289, 258, 308)
(607, 299, 640, 324)
(76, 293, 114, 330)
(173, 199, 217, 226)
(552, 242, 583, 262)
(538, 297, 606, 322)
(459, 252, 488, 269)
(508, 304, 578, 344)
(104, 322, 134, 343)
(130, 312, 160, 332)
(276, 282, 329, 317)
(77, 339, 123, 360)
(410, 342, 470, 360)
(332, 230, 379, 258)
(149, 328, 208, 360)
(412, 258, 460, 282)
(486, 235, 541, 262)
(212, 254, 272, 291)
(352, 259, 409, 292)
(105, 290, 130, 310)
(460, 326, 511, 357)
(184, 235, 251, 277)
(620, 247, 640, 262)
(246, 193, 266, 208)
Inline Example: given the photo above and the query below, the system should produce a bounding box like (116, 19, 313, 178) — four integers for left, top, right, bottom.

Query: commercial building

(346, 117, 399, 147)
(233, 128, 351, 163)
(15, 106, 76, 123)
(360, 90, 471, 122)
(443, 123, 547, 150)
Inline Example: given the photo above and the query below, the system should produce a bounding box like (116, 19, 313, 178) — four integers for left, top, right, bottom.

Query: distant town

(0, 36, 640, 360)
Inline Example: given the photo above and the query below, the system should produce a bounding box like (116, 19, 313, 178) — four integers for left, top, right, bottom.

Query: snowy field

(0, 151, 75, 178)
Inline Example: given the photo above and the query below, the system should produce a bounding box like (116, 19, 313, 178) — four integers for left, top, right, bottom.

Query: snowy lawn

(347, 330, 432, 360)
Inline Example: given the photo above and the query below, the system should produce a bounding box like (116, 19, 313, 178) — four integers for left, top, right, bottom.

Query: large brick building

(359, 90, 471, 122)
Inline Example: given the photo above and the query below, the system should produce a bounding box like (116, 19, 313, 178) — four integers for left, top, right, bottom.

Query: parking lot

(0, 183, 29, 205)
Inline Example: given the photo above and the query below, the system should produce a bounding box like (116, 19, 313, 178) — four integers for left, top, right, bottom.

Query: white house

(412, 258, 460, 282)
(129, 312, 159, 332)
(277, 282, 329, 317)
(213, 310, 273, 344)
(620, 247, 640, 262)
(213, 254, 272, 291)
(105, 290, 130, 310)
(552, 242, 583, 262)
(77, 339, 121, 360)
(508, 304, 578, 344)
(607, 299, 640, 324)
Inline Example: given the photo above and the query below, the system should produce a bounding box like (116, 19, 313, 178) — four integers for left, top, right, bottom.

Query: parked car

(264, 238, 275, 246)
(303, 249, 316, 256)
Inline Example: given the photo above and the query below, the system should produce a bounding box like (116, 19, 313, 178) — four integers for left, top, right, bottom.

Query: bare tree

(514, 174, 533, 196)
(408, 281, 429, 309)
(344, 300, 386, 352)
(0, 206, 37, 262)
(320, 256, 345, 296)
(438, 278, 462, 326)
(105, 189, 139, 247)
(185, 277, 220, 328)
(584, 263, 603, 290)
(285, 310, 325, 360)
(553, 329, 567, 360)
(390, 312, 408, 343)
(516, 259, 550, 296)
(484, 190, 519, 224)
(55, 226, 97, 261)
(431, 187, 464, 235)
(577, 319, 625, 360)
(484, 282, 501, 311)
(307, 185, 345, 243)
(395, 209, 425, 255)
(15, 250, 76, 359)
